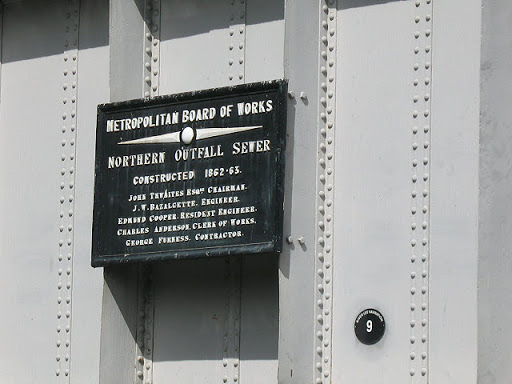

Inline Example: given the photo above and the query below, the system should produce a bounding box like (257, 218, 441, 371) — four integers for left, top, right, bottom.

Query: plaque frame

(91, 80, 287, 266)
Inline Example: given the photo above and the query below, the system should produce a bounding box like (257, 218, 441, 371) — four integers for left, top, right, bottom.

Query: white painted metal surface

(0, 0, 106, 383)
(332, 2, 414, 382)
(0, 0, 509, 383)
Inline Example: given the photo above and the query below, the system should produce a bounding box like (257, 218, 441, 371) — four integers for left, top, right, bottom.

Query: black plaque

(354, 309, 386, 345)
(92, 80, 287, 266)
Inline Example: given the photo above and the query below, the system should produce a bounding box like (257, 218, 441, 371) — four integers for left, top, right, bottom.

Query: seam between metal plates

(223, 1, 245, 381)
(314, 1, 337, 383)
(228, 0, 246, 84)
(56, 0, 80, 380)
(222, 257, 241, 384)
(409, 0, 432, 381)
(135, 265, 155, 384)
(136, 2, 161, 383)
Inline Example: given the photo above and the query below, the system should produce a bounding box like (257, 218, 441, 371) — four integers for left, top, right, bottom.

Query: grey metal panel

(278, 0, 322, 382)
(152, 259, 228, 383)
(152, 3, 283, 383)
(159, 0, 234, 94)
(71, 0, 110, 382)
(478, 1, 512, 382)
(244, 0, 285, 83)
(99, 1, 146, 383)
(99, 266, 140, 384)
(332, 1, 416, 382)
(239, 255, 279, 383)
(110, 0, 145, 101)
(0, 1, 64, 382)
(430, 0, 480, 382)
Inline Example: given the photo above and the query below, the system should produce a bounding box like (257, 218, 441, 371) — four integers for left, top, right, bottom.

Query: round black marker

(354, 308, 385, 345)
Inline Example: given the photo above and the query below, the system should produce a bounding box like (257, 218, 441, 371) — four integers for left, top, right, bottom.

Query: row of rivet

(314, 1, 336, 383)
(135, 265, 155, 384)
(409, 0, 432, 381)
(228, 0, 246, 83)
(144, 0, 161, 98)
(135, 2, 160, 382)
(222, 257, 241, 383)
(56, 0, 80, 381)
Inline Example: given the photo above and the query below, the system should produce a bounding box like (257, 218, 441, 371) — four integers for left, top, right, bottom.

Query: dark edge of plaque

(91, 79, 287, 267)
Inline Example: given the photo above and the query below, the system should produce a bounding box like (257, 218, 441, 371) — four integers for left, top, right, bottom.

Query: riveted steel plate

(92, 80, 286, 266)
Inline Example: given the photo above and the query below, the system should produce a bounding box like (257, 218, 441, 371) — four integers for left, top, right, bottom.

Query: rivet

(410, 369, 416, 376)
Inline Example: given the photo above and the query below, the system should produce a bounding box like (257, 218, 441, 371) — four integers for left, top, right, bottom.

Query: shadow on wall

(1, 0, 109, 63)
(339, 0, 402, 10)
(135, 0, 284, 40)
(105, 255, 279, 363)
